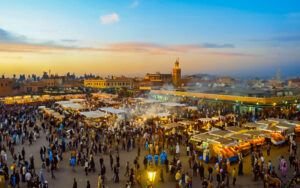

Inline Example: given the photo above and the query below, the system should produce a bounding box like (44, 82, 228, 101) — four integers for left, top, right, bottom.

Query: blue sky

(0, 0, 300, 77)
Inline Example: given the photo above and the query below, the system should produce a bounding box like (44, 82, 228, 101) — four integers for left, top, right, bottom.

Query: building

(42, 77, 62, 87)
(84, 77, 133, 89)
(0, 78, 13, 96)
(288, 78, 300, 88)
(144, 72, 172, 83)
(172, 59, 181, 87)
(277, 69, 281, 81)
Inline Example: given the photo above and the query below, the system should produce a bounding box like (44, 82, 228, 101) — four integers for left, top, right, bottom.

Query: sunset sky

(0, 0, 300, 78)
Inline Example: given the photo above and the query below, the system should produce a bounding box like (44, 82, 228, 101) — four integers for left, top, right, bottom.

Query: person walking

(109, 154, 113, 170)
(232, 168, 236, 186)
(85, 159, 89, 176)
(217, 173, 221, 188)
(124, 161, 130, 177)
(267, 143, 271, 156)
(50, 162, 55, 179)
(73, 178, 77, 188)
(238, 159, 243, 176)
(280, 157, 288, 177)
(199, 162, 204, 181)
(176, 143, 180, 157)
(86, 180, 91, 188)
(98, 174, 102, 188)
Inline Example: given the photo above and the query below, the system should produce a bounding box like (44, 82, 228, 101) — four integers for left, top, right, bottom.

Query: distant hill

(182, 73, 218, 79)
(183, 73, 273, 80)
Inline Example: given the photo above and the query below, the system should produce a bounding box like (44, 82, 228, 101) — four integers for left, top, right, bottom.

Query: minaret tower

(172, 58, 181, 87)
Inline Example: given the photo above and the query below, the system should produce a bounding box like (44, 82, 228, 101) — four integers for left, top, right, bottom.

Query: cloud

(61, 39, 78, 43)
(0, 28, 252, 57)
(0, 28, 28, 44)
(268, 35, 300, 42)
(203, 51, 257, 57)
(0, 41, 250, 57)
(131, 1, 139, 8)
(251, 35, 300, 43)
(100, 13, 119, 24)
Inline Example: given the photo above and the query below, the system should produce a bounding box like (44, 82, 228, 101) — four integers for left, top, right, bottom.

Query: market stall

(211, 137, 238, 162)
(198, 118, 214, 130)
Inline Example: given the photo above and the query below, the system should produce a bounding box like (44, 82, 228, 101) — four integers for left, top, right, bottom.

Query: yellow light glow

(148, 171, 156, 183)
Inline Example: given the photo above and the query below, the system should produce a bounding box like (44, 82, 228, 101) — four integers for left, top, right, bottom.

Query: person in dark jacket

(72, 178, 77, 188)
(86, 180, 90, 188)
(199, 162, 204, 181)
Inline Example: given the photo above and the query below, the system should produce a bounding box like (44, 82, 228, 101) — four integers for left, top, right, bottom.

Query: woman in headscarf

(280, 157, 287, 177)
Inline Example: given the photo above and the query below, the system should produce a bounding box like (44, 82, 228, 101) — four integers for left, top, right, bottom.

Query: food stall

(243, 122, 262, 130)
(198, 118, 214, 130)
(275, 123, 296, 136)
(160, 122, 184, 134)
(226, 126, 248, 134)
(262, 126, 286, 145)
(152, 113, 171, 124)
(190, 133, 217, 162)
(288, 120, 300, 135)
(79, 111, 108, 129)
(211, 138, 238, 162)
(256, 120, 276, 127)
(209, 129, 230, 138)
(178, 120, 198, 135)
(100, 107, 126, 124)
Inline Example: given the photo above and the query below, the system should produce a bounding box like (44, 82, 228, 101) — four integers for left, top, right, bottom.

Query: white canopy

(80, 111, 107, 119)
(52, 112, 61, 117)
(142, 99, 161, 103)
(70, 99, 85, 103)
(161, 102, 186, 107)
(212, 116, 224, 121)
(38, 106, 46, 109)
(186, 106, 198, 111)
(199, 118, 212, 122)
(154, 113, 171, 118)
(56, 101, 71, 105)
(100, 107, 125, 114)
(61, 103, 85, 110)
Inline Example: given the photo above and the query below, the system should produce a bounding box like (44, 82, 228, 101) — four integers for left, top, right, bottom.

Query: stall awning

(213, 137, 235, 146)
(38, 106, 46, 109)
(55, 101, 71, 105)
(161, 123, 183, 130)
(275, 123, 295, 130)
(142, 99, 162, 103)
(198, 118, 213, 122)
(154, 113, 170, 118)
(70, 99, 85, 103)
(190, 133, 218, 143)
(226, 126, 247, 133)
(178, 120, 195, 125)
(225, 133, 250, 141)
(186, 106, 198, 111)
(161, 102, 186, 107)
(209, 129, 230, 137)
(212, 116, 224, 121)
(80, 111, 107, 118)
(244, 122, 260, 129)
(100, 107, 125, 114)
(61, 103, 85, 110)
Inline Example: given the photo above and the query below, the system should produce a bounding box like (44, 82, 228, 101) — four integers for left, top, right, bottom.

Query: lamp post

(147, 167, 156, 188)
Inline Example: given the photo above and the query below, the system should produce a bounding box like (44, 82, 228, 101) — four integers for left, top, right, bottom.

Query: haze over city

(1, 0, 300, 78)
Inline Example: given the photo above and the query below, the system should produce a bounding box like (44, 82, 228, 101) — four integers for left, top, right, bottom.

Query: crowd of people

(0, 95, 299, 188)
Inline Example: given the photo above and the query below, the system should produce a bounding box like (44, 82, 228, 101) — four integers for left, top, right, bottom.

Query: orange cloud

(0, 41, 254, 58)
